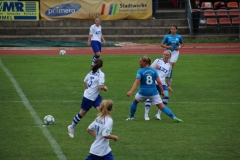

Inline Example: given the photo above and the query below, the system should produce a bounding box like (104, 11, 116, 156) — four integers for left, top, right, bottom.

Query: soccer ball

(59, 50, 66, 55)
(44, 115, 55, 125)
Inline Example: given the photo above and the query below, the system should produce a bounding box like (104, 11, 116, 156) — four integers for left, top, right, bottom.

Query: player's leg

(144, 99, 151, 120)
(126, 93, 145, 121)
(93, 95, 102, 112)
(91, 41, 101, 67)
(169, 50, 179, 85)
(151, 95, 183, 122)
(68, 97, 93, 138)
(156, 85, 169, 120)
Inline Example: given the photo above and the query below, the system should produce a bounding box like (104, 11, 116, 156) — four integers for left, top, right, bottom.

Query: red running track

(0, 43, 239, 55)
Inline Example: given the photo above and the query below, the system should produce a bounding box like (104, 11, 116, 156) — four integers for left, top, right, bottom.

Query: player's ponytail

(98, 100, 113, 120)
(141, 56, 151, 66)
(92, 59, 103, 73)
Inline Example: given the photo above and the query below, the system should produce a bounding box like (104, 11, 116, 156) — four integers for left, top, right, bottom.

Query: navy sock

(162, 106, 175, 119)
(130, 101, 138, 118)
(92, 55, 100, 65)
(71, 113, 82, 128)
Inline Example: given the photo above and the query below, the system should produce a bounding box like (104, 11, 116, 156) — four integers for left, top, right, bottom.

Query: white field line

(0, 59, 67, 160)
(1, 100, 240, 105)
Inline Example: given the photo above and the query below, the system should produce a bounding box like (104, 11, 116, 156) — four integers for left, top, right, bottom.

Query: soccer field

(0, 54, 240, 160)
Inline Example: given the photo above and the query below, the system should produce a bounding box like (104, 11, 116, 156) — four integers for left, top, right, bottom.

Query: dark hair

(141, 56, 151, 66)
(166, 25, 178, 34)
(92, 59, 103, 73)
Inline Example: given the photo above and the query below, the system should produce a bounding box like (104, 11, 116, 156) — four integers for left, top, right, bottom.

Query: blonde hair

(164, 50, 172, 56)
(98, 100, 113, 120)
(141, 56, 151, 66)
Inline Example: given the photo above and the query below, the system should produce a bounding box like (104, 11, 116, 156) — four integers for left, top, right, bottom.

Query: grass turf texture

(0, 54, 239, 160)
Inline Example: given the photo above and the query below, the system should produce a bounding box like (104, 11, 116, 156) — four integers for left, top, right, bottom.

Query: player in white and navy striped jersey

(88, 17, 106, 68)
(85, 100, 118, 160)
(68, 59, 108, 138)
(144, 50, 173, 120)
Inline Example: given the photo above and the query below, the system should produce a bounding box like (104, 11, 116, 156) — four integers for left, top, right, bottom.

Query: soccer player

(85, 100, 118, 160)
(67, 59, 108, 138)
(144, 50, 173, 121)
(88, 17, 106, 68)
(160, 25, 184, 85)
(126, 56, 182, 123)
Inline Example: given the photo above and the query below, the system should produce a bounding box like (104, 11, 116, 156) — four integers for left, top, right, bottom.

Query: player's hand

(104, 86, 108, 91)
(168, 46, 173, 50)
(87, 41, 90, 46)
(154, 65, 159, 70)
(168, 86, 173, 92)
(103, 40, 106, 45)
(113, 136, 119, 141)
(127, 91, 132, 97)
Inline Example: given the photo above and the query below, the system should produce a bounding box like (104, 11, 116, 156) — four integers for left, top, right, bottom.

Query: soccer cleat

(173, 117, 183, 123)
(126, 117, 134, 121)
(144, 116, 150, 121)
(155, 114, 161, 120)
(68, 125, 74, 138)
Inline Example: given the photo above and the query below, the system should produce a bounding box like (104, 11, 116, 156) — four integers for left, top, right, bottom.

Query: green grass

(0, 54, 240, 160)
(134, 38, 240, 44)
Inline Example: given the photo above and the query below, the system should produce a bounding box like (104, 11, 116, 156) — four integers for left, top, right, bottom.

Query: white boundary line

(0, 59, 67, 160)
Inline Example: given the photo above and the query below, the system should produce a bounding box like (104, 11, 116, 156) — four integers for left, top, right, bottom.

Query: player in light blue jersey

(88, 17, 106, 68)
(85, 100, 118, 160)
(161, 25, 184, 85)
(67, 59, 108, 138)
(144, 50, 173, 120)
(126, 56, 182, 123)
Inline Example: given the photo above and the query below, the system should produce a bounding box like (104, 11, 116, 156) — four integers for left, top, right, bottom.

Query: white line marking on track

(0, 59, 67, 160)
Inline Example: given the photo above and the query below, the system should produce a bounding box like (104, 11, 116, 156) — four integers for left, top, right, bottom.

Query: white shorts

(169, 50, 179, 63)
(135, 93, 163, 104)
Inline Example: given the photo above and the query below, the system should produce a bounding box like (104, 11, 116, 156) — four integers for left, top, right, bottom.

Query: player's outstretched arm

(104, 135, 119, 141)
(99, 85, 108, 91)
(127, 79, 140, 97)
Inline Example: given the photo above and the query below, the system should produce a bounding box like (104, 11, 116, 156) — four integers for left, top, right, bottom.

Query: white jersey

(151, 58, 171, 85)
(88, 116, 113, 156)
(89, 24, 102, 42)
(83, 69, 105, 101)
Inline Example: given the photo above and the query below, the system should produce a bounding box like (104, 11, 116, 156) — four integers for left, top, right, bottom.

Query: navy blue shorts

(85, 152, 114, 160)
(80, 95, 102, 111)
(91, 40, 101, 54)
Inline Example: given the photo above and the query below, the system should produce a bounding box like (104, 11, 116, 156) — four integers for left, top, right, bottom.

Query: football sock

(163, 96, 169, 105)
(92, 55, 100, 66)
(71, 113, 82, 128)
(145, 99, 151, 116)
(130, 101, 138, 118)
(161, 106, 175, 119)
(157, 109, 162, 116)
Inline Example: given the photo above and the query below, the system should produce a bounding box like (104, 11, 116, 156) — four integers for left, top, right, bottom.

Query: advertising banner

(40, 0, 151, 20)
(0, 1, 39, 21)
